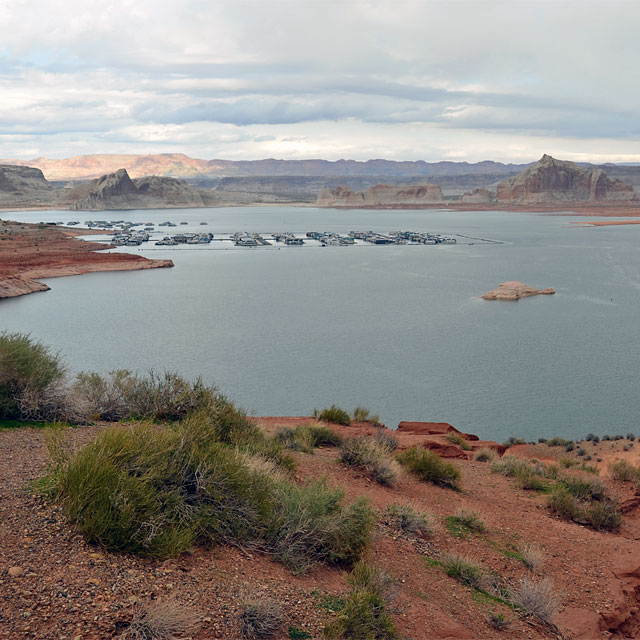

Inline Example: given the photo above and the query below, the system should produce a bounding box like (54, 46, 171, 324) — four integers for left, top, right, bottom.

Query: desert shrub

(628, 433, 636, 441)
(514, 467, 547, 491)
(275, 424, 342, 453)
(304, 424, 344, 447)
(545, 464, 560, 480)
(559, 475, 606, 501)
(546, 437, 570, 447)
(276, 426, 307, 451)
(50, 421, 370, 571)
(538, 437, 547, 444)
(609, 460, 640, 482)
(592, 435, 600, 444)
(564, 442, 575, 452)
(519, 543, 543, 572)
(324, 561, 398, 640)
(474, 447, 497, 462)
(74, 369, 135, 421)
(585, 433, 595, 441)
(614, 434, 624, 441)
(240, 598, 283, 639)
(446, 432, 471, 450)
(577, 448, 586, 457)
(396, 446, 461, 490)
(491, 455, 542, 479)
(445, 509, 486, 537)
(547, 486, 581, 521)
(266, 480, 375, 574)
(119, 598, 196, 640)
(314, 405, 351, 426)
(340, 437, 400, 487)
(624, 444, 631, 452)
(352, 407, 381, 425)
(560, 458, 578, 468)
(384, 504, 431, 537)
(373, 429, 399, 452)
(503, 436, 525, 446)
(586, 501, 622, 531)
(584, 455, 592, 461)
(440, 553, 485, 589)
(0, 332, 67, 420)
(288, 627, 312, 639)
(510, 577, 559, 623)
(602, 434, 611, 441)
(488, 613, 509, 631)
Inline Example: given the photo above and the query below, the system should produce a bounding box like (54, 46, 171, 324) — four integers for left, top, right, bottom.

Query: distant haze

(1, 1, 639, 163)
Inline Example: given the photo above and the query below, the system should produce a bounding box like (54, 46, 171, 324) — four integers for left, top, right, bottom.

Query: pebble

(8, 566, 25, 577)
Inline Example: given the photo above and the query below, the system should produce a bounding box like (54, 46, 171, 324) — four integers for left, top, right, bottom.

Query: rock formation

(0, 165, 53, 207)
(460, 187, 492, 204)
(65, 169, 205, 210)
(317, 182, 444, 207)
(497, 154, 637, 204)
(482, 281, 555, 300)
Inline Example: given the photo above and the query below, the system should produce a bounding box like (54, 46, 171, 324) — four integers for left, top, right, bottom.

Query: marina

(77, 221, 473, 249)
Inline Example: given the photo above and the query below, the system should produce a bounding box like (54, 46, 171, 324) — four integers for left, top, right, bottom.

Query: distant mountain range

(0, 153, 530, 182)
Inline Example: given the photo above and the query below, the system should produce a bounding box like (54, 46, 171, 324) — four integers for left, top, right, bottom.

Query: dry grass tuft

(510, 577, 559, 623)
(239, 597, 283, 639)
(119, 599, 196, 640)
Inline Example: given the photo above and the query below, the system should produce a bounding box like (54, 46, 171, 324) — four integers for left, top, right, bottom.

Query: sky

(1, 0, 639, 163)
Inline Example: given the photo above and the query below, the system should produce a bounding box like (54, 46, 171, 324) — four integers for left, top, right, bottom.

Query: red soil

(0, 220, 173, 299)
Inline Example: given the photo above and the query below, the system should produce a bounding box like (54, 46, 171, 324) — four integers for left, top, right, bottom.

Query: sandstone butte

(0, 220, 172, 300)
(482, 281, 556, 301)
(4, 416, 640, 639)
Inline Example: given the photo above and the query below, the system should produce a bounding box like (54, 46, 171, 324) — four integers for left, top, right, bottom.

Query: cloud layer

(1, 0, 639, 162)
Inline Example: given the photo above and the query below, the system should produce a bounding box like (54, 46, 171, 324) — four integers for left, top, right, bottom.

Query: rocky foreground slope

(2, 417, 640, 639)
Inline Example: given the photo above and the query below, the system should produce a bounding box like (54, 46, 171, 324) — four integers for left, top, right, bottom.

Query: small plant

(384, 504, 431, 537)
(240, 598, 283, 639)
(564, 442, 575, 452)
(446, 432, 471, 450)
(314, 405, 351, 426)
(488, 612, 509, 631)
(519, 543, 543, 572)
(340, 437, 400, 487)
(324, 562, 398, 640)
(474, 447, 497, 462)
(577, 448, 586, 457)
(440, 553, 485, 589)
(546, 437, 570, 447)
(352, 406, 381, 425)
(510, 577, 559, 624)
(503, 436, 525, 446)
(396, 446, 461, 490)
(538, 437, 548, 444)
(585, 433, 595, 441)
(614, 434, 624, 441)
(119, 599, 196, 640)
(288, 627, 312, 640)
(628, 433, 636, 441)
(547, 486, 580, 521)
(592, 435, 600, 444)
(373, 429, 399, 452)
(609, 460, 640, 482)
(586, 500, 622, 531)
(559, 475, 605, 501)
(445, 509, 486, 537)
(602, 435, 611, 441)
(514, 467, 547, 491)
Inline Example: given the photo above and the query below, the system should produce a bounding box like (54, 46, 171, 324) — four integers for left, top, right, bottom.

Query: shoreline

(0, 221, 173, 301)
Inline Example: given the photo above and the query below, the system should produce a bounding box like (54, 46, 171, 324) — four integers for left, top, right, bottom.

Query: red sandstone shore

(0, 221, 173, 300)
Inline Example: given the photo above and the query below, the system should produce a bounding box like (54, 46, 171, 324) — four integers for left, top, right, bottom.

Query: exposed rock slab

(0, 276, 50, 300)
(497, 154, 637, 204)
(482, 281, 555, 300)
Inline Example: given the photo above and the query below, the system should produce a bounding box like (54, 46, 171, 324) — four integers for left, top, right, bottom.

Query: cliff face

(460, 187, 492, 204)
(66, 169, 205, 210)
(317, 182, 444, 206)
(0, 165, 53, 206)
(497, 154, 637, 204)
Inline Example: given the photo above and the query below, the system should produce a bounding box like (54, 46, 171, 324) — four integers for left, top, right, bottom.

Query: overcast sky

(1, 0, 639, 162)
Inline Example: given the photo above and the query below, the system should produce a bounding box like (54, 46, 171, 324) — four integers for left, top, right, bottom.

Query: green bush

(586, 501, 622, 531)
(352, 407, 381, 425)
(265, 480, 375, 574)
(445, 509, 486, 537)
(514, 467, 548, 491)
(0, 332, 67, 420)
(440, 553, 485, 589)
(474, 447, 497, 462)
(546, 437, 570, 447)
(609, 460, 640, 482)
(314, 405, 351, 425)
(50, 420, 371, 572)
(324, 562, 398, 640)
(547, 486, 581, 521)
(372, 429, 399, 452)
(559, 475, 605, 501)
(340, 437, 400, 487)
(396, 446, 461, 490)
(384, 504, 431, 537)
(446, 432, 471, 450)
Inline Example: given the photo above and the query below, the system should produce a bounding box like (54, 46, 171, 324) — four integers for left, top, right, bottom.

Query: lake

(1, 206, 639, 442)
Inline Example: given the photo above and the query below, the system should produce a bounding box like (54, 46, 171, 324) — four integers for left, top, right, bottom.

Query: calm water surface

(2, 206, 639, 442)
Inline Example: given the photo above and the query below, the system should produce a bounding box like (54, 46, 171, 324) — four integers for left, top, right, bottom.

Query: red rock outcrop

(497, 154, 637, 204)
(482, 281, 555, 300)
(317, 182, 444, 206)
